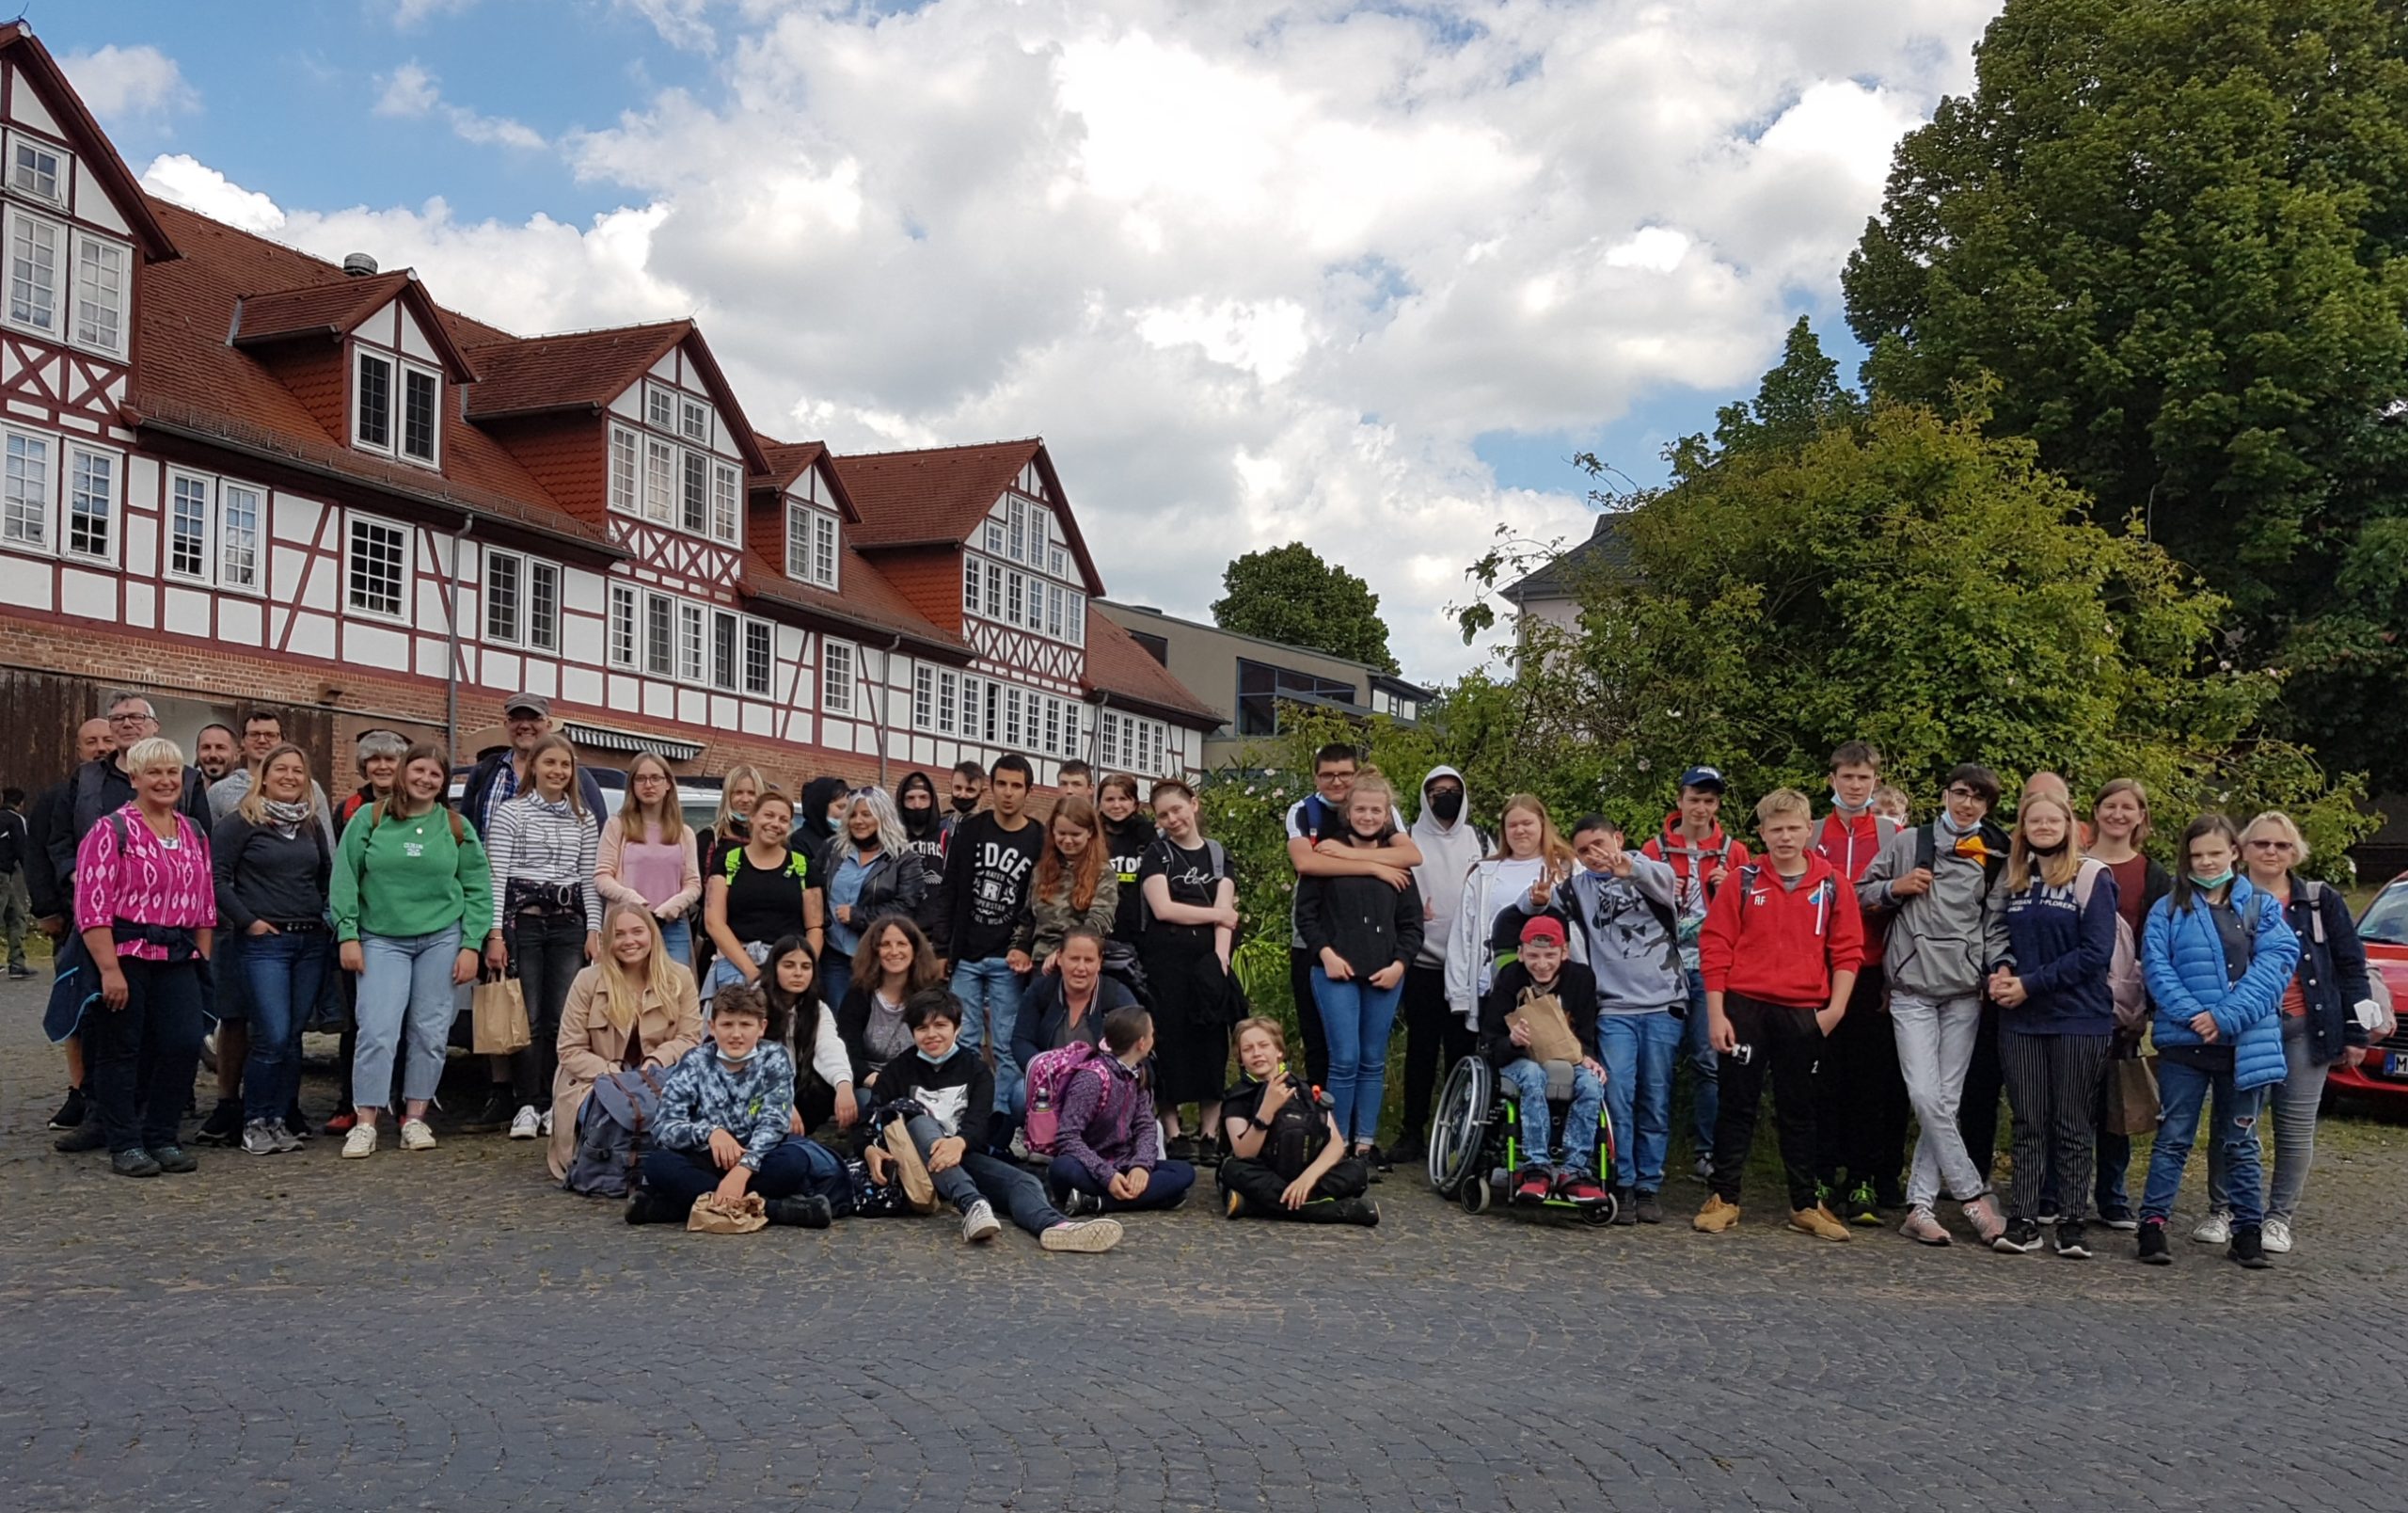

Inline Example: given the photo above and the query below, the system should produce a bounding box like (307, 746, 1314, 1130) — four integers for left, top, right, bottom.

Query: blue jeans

(1500, 1057, 1606, 1173)
(240, 929, 329, 1123)
(1310, 966, 1403, 1145)
(821, 954, 853, 1020)
(1597, 1010, 1682, 1190)
(960, 1150, 1071, 1236)
(355, 927, 462, 1107)
(950, 957, 1027, 1113)
(657, 916, 691, 971)
(2142, 1058, 2266, 1229)
(1680, 969, 1718, 1158)
(1048, 1155, 1198, 1212)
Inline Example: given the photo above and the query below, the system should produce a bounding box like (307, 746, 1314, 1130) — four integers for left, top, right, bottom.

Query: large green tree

(1211, 541, 1399, 673)
(1842, 0, 2408, 788)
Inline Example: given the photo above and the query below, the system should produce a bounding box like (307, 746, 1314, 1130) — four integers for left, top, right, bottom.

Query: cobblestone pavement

(4, 976, 2407, 1511)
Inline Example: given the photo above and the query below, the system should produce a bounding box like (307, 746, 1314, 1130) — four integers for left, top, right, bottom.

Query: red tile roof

(1085, 606, 1222, 725)
(2, 27, 177, 261)
(831, 439, 1105, 597)
(459, 321, 688, 419)
(738, 544, 974, 660)
(753, 438, 860, 523)
(231, 269, 481, 379)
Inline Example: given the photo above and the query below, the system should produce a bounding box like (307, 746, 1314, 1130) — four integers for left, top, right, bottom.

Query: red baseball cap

(1519, 916, 1567, 948)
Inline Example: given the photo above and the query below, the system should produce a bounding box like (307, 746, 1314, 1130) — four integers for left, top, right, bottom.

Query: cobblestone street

(4, 975, 2406, 1512)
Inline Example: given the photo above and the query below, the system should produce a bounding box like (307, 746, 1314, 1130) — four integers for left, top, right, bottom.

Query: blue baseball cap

(1678, 765, 1726, 793)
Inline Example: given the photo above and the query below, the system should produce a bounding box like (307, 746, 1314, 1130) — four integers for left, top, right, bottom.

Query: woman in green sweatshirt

(330, 743, 496, 1159)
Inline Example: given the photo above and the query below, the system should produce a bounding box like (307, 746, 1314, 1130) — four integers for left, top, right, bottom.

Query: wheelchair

(1427, 1055, 1619, 1224)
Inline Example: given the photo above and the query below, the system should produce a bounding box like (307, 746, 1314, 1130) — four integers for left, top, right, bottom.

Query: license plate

(2388, 1052, 2408, 1079)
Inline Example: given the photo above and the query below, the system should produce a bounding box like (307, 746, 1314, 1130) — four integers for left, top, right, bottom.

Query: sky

(44, 0, 2005, 682)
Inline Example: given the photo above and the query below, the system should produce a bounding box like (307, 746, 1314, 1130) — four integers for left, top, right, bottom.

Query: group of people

(15, 689, 2387, 1266)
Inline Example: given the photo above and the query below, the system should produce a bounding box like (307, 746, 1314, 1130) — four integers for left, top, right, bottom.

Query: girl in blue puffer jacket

(2135, 814, 2300, 1270)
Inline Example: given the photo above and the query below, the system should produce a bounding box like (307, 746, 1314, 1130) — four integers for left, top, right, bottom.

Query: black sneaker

(1611, 1186, 1639, 1226)
(1993, 1218, 2043, 1254)
(2037, 1196, 2062, 1223)
(1058, 1187, 1104, 1218)
(1166, 1134, 1197, 1163)
(1365, 1143, 1393, 1175)
(765, 1196, 833, 1229)
(111, 1147, 162, 1178)
(624, 1191, 660, 1226)
(2097, 1203, 2140, 1233)
(192, 1098, 244, 1147)
(150, 1143, 198, 1173)
(2136, 1219, 2172, 1266)
(8, 964, 32, 979)
(1333, 1197, 1380, 1227)
(2054, 1221, 2091, 1260)
(1634, 1189, 1665, 1225)
(468, 1087, 516, 1132)
(2229, 1225, 2272, 1270)
(46, 1086, 87, 1130)
(54, 1122, 107, 1154)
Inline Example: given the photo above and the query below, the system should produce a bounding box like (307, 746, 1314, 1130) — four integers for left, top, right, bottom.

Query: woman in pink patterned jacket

(75, 736, 216, 1179)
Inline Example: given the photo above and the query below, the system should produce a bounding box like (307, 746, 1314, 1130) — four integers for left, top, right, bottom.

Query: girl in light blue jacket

(2134, 814, 2299, 1269)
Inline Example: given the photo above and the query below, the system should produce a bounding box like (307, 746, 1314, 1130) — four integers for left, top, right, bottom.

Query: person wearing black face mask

(895, 772, 953, 958)
(948, 760, 987, 822)
(1392, 766, 1485, 1163)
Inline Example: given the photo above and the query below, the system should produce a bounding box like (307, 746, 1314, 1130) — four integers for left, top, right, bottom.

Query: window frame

(913, 665, 935, 730)
(821, 640, 856, 716)
(400, 364, 441, 466)
(608, 583, 639, 668)
(936, 669, 958, 736)
(4, 204, 64, 341)
(217, 480, 264, 596)
(677, 601, 706, 683)
(713, 461, 741, 548)
(484, 549, 525, 645)
(8, 133, 68, 207)
(345, 513, 411, 621)
(166, 470, 213, 584)
(71, 231, 129, 359)
(63, 442, 119, 565)
(609, 426, 640, 516)
(711, 609, 740, 692)
(352, 348, 394, 454)
(742, 618, 773, 696)
(0, 426, 54, 553)
(644, 592, 674, 677)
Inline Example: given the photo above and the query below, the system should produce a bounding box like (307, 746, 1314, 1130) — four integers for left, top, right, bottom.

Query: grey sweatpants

(2208, 1015, 2325, 1222)
(1891, 992, 1988, 1209)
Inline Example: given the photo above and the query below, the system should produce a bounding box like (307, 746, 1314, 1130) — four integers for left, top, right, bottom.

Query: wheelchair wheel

(1460, 1173, 1491, 1215)
(1582, 1191, 1619, 1226)
(1427, 1056, 1492, 1196)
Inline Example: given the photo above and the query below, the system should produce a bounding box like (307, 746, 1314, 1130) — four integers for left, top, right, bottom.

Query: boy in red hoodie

(1813, 741, 1905, 1223)
(1640, 765, 1750, 1181)
(1693, 787, 1862, 1241)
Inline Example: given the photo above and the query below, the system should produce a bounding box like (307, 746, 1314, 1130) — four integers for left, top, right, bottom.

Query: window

(786, 502, 838, 588)
(646, 385, 674, 431)
(785, 502, 811, 580)
(985, 563, 1003, 621)
(678, 602, 705, 683)
(811, 508, 836, 583)
(962, 556, 981, 616)
(1006, 571, 1023, 627)
(402, 368, 439, 463)
(66, 447, 112, 559)
(610, 428, 639, 515)
(1004, 686, 1023, 748)
(713, 463, 741, 547)
(1007, 498, 1026, 563)
(528, 562, 559, 650)
(1151, 723, 1167, 776)
(914, 665, 935, 730)
(1130, 629, 1169, 665)
(643, 439, 674, 522)
(1043, 696, 1062, 756)
(219, 483, 261, 590)
(8, 210, 60, 335)
(681, 451, 708, 534)
(1068, 590, 1085, 646)
(1099, 711, 1118, 770)
(485, 551, 521, 643)
(354, 351, 392, 451)
(168, 474, 209, 580)
(12, 139, 62, 202)
(1235, 658, 1356, 736)
(742, 620, 772, 695)
(644, 593, 673, 676)
(1045, 582, 1064, 639)
(681, 399, 709, 444)
(985, 516, 1005, 554)
(609, 584, 638, 667)
(981, 679, 999, 742)
(347, 517, 406, 616)
(1049, 543, 1067, 580)
(712, 611, 739, 691)
(937, 670, 958, 735)
(822, 641, 855, 715)
(3, 431, 50, 547)
(72, 235, 127, 357)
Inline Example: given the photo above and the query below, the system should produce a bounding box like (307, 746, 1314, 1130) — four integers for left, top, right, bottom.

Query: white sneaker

(341, 1123, 377, 1159)
(1039, 1217, 1124, 1252)
(241, 1120, 282, 1155)
(539, 1108, 554, 1137)
(2261, 1216, 2294, 1253)
(508, 1105, 541, 1139)
(400, 1118, 437, 1152)
(1008, 1126, 1032, 1163)
(2192, 1208, 2232, 1246)
(960, 1199, 1002, 1244)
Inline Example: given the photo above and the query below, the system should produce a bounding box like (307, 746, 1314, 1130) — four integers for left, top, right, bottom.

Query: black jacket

(51, 757, 213, 892)
(1011, 972, 1138, 1074)
(23, 779, 70, 919)
(827, 846, 926, 943)
(2280, 879, 2375, 1067)
(1479, 960, 1603, 1070)
(1294, 862, 1424, 976)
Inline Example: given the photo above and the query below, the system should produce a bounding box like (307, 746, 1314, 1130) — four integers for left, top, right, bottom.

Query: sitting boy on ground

(870, 990, 1127, 1251)
(1218, 1016, 1377, 1225)
(1047, 1006, 1198, 1214)
(1478, 916, 1610, 1205)
(628, 983, 840, 1229)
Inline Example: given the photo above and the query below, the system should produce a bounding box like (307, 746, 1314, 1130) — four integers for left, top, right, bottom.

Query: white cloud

(374, 60, 547, 150)
(139, 0, 2005, 677)
(59, 44, 197, 121)
(141, 153, 285, 233)
(390, 0, 480, 28)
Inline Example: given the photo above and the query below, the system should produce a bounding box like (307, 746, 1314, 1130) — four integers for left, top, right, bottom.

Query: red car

(2324, 872, 2408, 1104)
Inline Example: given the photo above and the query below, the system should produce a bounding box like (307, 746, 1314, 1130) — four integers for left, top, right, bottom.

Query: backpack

(724, 842, 813, 886)
(1913, 820, 2009, 889)
(1022, 1040, 1110, 1157)
(1258, 1075, 1332, 1182)
(2072, 858, 2146, 1029)
(562, 1064, 669, 1198)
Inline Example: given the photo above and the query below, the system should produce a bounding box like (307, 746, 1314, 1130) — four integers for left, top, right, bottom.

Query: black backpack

(1259, 1075, 1333, 1182)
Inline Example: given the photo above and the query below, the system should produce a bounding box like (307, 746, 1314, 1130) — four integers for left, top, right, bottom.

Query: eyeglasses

(2245, 838, 2295, 851)
(1944, 786, 1982, 801)
(108, 711, 154, 725)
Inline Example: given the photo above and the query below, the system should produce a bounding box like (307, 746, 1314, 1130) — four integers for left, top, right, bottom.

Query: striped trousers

(1998, 1027, 2112, 1225)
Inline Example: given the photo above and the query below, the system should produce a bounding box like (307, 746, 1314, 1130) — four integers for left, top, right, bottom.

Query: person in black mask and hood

(796, 775, 850, 879)
(895, 771, 953, 960)
(1391, 766, 1486, 1164)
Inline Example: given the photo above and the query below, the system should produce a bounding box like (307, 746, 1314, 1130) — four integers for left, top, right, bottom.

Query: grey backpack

(563, 1064, 670, 1199)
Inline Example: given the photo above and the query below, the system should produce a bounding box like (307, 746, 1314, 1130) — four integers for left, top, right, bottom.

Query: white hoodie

(1408, 765, 1485, 972)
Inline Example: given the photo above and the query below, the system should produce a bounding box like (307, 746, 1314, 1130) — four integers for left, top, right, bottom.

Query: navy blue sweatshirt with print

(1993, 865, 2120, 1037)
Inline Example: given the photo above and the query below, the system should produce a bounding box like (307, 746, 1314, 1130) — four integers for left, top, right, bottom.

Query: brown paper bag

(1506, 988, 1583, 1064)
(686, 1191, 768, 1234)
(882, 1117, 939, 1214)
(470, 976, 531, 1055)
(2108, 1055, 2161, 1138)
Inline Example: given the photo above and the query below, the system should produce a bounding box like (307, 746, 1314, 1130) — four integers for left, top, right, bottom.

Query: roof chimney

(341, 253, 379, 278)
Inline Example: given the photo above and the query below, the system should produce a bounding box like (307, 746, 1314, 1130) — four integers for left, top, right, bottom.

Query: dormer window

(354, 347, 442, 466)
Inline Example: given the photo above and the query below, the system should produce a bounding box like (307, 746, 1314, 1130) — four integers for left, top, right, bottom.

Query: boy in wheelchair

(1478, 916, 1611, 1206)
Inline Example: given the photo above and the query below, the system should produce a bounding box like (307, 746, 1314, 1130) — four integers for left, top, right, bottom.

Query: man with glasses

(206, 709, 335, 831)
(1858, 764, 2013, 1248)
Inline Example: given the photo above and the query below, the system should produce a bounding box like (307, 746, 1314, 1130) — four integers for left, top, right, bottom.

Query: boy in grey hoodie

(1856, 762, 2011, 1247)
(1392, 767, 1485, 1163)
(1518, 816, 1686, 1222)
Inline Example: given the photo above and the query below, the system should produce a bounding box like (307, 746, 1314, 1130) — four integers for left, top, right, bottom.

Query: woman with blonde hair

(547, 901, 704, 1179)
(1296, 769, 1425, 1166)
(596, 752, 702, 968)
(1443, 791, 1575, 1027)
(1985, 792, 2120, 1258)
(822, 786, 923, 1008)
(2204, 811, 2377, 1255)
(483, 731, 604, 1141)
(212, 741, 334, 1156)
